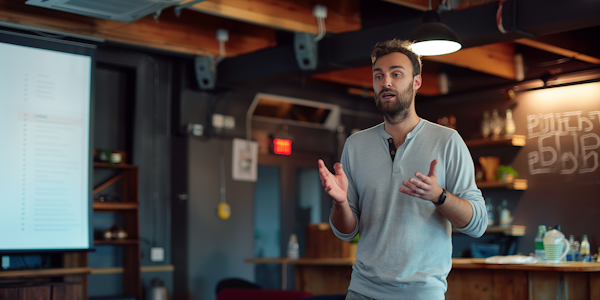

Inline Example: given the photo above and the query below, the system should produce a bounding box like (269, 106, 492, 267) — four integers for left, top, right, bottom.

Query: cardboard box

(305, 223, 350, 258)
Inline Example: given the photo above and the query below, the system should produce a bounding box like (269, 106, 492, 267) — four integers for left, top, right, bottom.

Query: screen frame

(0, 29, 96, 254)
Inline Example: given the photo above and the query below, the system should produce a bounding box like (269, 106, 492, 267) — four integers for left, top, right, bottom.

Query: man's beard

(375, 82, 414, 124)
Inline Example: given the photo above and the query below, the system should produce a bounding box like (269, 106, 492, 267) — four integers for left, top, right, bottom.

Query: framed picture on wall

(232, 138, 258, 182)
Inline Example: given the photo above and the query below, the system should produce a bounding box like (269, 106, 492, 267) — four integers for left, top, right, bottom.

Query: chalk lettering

(589, 110, 600, 128)
(539, 132, 557, 166)
(527, 114, 540, 139)
(528, 151, 552, 175)
(560, 111, 581, 133)
(580, 133, 599, 173)
(527, 109, 599, 175)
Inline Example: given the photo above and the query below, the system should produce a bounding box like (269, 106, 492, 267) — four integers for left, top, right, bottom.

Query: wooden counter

(245, 257, 354, 294)
(245, 257, 355, 265)
(246, 257, 600, 299)
(452, 258, 600, 272)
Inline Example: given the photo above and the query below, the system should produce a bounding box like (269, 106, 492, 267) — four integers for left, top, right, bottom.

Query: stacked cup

(543, 229, 570, 263)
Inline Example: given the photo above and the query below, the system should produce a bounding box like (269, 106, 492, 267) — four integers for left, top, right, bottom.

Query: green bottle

(534, 225, 546, 260)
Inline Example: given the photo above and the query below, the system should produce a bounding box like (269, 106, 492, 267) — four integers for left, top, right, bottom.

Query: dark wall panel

(187, 138, 255, 300)
(90, 48, 174, 297)
(418, 81, 600, 256)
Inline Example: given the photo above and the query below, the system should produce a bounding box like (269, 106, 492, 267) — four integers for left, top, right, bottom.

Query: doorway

(253, 152, 333, 290)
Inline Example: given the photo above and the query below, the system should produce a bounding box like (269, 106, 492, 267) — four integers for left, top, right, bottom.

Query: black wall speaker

(194, 55, 215, 90)
(294, 32, 318, 70)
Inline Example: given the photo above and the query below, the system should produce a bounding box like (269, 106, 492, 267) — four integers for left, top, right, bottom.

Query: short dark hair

(371, 39, 422, 77)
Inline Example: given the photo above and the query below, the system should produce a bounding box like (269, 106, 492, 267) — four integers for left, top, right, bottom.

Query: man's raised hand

(318, 159, 348, 204)
(399, 159, 443, 203)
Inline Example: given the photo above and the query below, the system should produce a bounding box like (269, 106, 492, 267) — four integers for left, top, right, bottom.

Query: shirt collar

(378, 118, 425, 141)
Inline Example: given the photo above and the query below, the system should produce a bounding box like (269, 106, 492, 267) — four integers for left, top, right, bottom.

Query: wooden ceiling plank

(347, 87, 375, 98)
(515, 38, 600, 65)
(311, 65, 373, 88)
(0, 0, 274, 57)
(382, 0, 484, 11)
(311, 66, 440, 96)
(418, 70, 440, 96)
(382, 0, 440, 11)
(425, 42, 516, 79)
(187, 0, 360, 34)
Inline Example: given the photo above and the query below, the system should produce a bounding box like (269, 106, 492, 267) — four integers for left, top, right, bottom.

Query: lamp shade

(409, 10, 462, 56)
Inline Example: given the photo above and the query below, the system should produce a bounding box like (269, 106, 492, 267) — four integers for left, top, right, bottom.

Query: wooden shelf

(94, 239, 140, 245)
(465, 135, 526, 147)
(93, 201, 138, 210)
(91, 163, 141, 298)
(477, 179, 527, 190)
(93, 162, 137, 169)
(453, 225, 526, 236)
(90, 265, 175, 275)
(0, 267, 92, 278)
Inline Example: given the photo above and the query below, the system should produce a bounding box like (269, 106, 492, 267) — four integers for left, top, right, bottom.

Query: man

(318, 39, 487, 300)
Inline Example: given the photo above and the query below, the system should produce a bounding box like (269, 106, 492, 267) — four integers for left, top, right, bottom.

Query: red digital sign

(273, 138, 292, 155)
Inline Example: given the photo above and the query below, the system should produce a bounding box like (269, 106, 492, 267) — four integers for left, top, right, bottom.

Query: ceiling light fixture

(409, 1, 461, 56)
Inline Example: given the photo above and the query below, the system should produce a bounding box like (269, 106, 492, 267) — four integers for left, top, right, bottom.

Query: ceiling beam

(0, 0, 275, 57)
(383, 0, 491, 11)
(310, 66, 373, 89)
(310, 65, 441, 96)
(514, 38, 600, 65)
(217, 0, 600, 84)
(382, 0, 442, 11)
(186, 0, 361, 34)
(425, 42, 516, 79)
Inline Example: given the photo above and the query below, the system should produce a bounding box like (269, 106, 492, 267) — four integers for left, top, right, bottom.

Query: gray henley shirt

(330, 119, 487, 300)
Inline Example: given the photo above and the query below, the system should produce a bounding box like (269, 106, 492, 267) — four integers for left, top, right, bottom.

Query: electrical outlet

(212, 114, 224, 128)
(151, 247, 164, 262)
(224, 115, 235, 129)
(191, 124, 203, 136)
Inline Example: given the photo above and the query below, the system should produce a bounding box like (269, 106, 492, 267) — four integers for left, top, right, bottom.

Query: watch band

(435, 189, 446, 206)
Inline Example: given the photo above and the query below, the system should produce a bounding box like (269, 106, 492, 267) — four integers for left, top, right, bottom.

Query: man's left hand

(399, 159, 443, 203)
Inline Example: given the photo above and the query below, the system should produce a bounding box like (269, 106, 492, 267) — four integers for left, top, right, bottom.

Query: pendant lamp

(409, 10, 462, 56)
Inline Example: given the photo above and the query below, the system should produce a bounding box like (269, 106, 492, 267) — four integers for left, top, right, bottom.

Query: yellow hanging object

(217, 202, 231, 220)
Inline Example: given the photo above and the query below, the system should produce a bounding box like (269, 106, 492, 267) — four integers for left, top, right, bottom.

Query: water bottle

(147, 278, 167, 300)
(580, 234, 591, 262)
(287, 234, 299, 260)
(498, 199, 511, 226)
(534, 225, 546, 261)
(485, 198, 494, 226)
(481, 111, 490, 138)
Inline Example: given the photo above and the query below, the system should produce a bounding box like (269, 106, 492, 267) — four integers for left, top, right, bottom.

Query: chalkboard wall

(418, 81, 600, 257)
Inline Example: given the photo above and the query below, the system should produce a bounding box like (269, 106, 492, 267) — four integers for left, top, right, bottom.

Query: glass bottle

(287, 234, 299, 260)
(490, 109, 503, 137)
(485, 198, 494, 226)
(498, 199, 511, 226)
(481, 111, 491, 138)
(573, 239, 581, 261)
(580, 234, 591, 262)
(566, 235, 575, 261)
(534, 225, 547, 261)
(504, 109, 516, 135)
